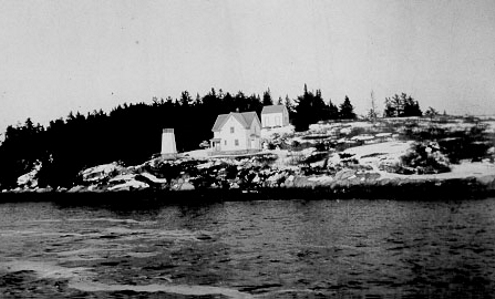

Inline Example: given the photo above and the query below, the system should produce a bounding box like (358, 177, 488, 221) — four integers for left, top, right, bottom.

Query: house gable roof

(261, 105, 287, 114)
(212, 111, 259, 132)
(212, 114, 229, 132)
(239, 111, 259, 128)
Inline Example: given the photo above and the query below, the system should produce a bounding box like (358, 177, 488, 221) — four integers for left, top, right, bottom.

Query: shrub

(400, 122, 492, 163)
(303, 152, 329, 164)
(314, 141, 329, 152)
(289, 141, 314, 152)
(398, 142, 451, 174)
(347, 127, 366, 138)
(287, 153, 306, 166)
(247, 153, 278, 164)
(438, 125, 491, 163)
(266, 142, 277, 150)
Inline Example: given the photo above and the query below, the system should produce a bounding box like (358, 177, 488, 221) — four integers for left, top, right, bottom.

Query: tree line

(0, 86, 424, 189)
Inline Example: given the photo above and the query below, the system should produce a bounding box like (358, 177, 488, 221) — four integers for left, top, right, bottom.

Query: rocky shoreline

(2, 174, 495, 203)
(4, 135, 495, 202)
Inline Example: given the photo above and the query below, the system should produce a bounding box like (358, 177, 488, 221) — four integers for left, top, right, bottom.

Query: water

(0, 198, 495, 298)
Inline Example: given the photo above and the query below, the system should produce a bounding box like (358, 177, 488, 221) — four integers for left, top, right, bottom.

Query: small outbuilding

(261, 105, 290, 129)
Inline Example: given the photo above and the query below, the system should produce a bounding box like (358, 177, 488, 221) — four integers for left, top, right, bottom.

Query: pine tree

(383, 97, 396, 117)
(384, 93, 422, 117)
(262, 88, 273, 106)
(425, 106, 438, 119)
(293, 85, 329, 131)
(339, 96, 356, 119)
(326, 100, 339, 120)
(180, 91, 192, 107)
(284, 95, 295, 120)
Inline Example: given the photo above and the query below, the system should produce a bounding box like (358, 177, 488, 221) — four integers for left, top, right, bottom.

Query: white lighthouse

(161, 128, 177, 157)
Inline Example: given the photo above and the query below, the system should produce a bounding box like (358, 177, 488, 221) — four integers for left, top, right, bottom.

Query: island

(3, 115, 495, 202)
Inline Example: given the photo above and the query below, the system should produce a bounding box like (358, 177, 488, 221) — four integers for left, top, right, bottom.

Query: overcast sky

(1, 0, 495, 135)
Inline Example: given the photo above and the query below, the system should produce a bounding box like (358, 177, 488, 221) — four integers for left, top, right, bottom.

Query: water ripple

(0, 198, 495, 298)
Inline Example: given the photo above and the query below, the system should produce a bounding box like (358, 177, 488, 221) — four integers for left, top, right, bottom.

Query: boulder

(136, 173, 167, 185)
(17, 162, 42, 188)
(362, 172, 381, 182)
(334, 169, 356, 181)
(108, 180, 149, 191)
(35, 186, 53, 193)
(179, 182, 195, 191)
(68, 185, 86, 193)
(109, 174, 135, 184)
(81, 162, 124, 183)
(267, 173, 284, 185)
(477, 175, 495, 190)
(292, 176, 316, 187)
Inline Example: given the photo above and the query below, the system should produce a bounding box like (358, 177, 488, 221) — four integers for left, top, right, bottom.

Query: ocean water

(0, 198, 494, 298)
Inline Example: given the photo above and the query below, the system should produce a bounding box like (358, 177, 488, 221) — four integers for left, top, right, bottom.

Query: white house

(210, 111, 261, 154)
(261, 105, 290, 128)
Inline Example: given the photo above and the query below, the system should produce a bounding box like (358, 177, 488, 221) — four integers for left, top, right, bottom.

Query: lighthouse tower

(161, 128, 177, 157)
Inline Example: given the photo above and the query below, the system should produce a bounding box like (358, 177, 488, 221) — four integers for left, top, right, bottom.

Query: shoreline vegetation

(1, 86, 494, 200)
(2, 114, 495, 202)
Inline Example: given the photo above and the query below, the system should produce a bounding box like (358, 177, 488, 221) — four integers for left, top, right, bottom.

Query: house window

(235, 139, 239, 146)
(230, 127, 234, 133)
(224, 140, 227, 146)
(263, 117, 269, 127)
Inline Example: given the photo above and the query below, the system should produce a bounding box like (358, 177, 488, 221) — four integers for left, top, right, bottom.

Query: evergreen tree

(284, 95, 295, 121)
(383, 97, 396, 117)
(194, 93, 202, 106)
(326, 100, 339, 120)
(234, 91, 247, 111)
(246, 93, 263, 116)
(262, 88, 273, 106)
(293, 85, 328, 131)
(384, 93, 422, 117)
(425, 106, 439, 118)
(339, 96, 356, 119)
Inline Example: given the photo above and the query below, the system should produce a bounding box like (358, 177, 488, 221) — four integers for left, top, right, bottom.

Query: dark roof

(261, 105, 287, 114)
(211, 111, 259, 132)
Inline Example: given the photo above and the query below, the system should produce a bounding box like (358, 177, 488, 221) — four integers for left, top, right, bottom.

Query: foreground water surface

(0, 197, 495, 298)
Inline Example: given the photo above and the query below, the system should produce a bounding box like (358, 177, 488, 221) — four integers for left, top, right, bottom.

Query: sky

(1, 0, 495, 136)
